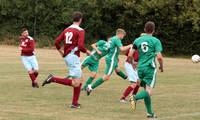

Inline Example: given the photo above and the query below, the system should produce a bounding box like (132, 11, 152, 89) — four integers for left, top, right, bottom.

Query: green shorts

(138, 66, 157, 88)
(104, 58, 118, 75)
(81, 56, 99, 72)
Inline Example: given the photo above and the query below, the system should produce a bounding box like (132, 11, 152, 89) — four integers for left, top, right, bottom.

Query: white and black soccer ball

(191, 54, 200, 63)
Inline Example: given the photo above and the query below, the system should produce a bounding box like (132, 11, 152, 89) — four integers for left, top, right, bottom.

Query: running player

(42, 11, 91, 109)
(81, 34, 110, 90)
(19, 28, 39, 88)
(120, 48, 139, 103)
(86, 29, 132, 95)
(81, 34, 127, 91)
(129, 21, 164, 118)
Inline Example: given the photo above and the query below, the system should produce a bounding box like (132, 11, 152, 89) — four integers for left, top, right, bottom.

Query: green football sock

(91, 77, 104, 89)
(83, 77, 94, 90)
(144, 95, 153, 114)
(135, 90, 149, 100)
(116, 70, 127, 80)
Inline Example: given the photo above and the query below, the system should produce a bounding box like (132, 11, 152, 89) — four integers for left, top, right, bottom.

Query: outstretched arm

(120, 44, 132, 52)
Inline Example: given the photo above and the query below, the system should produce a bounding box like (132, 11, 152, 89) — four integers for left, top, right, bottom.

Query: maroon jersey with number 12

(55, 24, 87, 57)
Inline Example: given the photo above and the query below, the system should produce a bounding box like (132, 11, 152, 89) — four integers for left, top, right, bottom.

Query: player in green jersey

(81, 34, 111, 90)
(86, 29, 132, 95)
(129, 21, 164, 118)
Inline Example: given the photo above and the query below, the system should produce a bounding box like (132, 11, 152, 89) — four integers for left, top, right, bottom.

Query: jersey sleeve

(115, 38, 123, 48)
(54, 31, 64, 50)
(155, 39, 163, 53)
(78, 30, 87, 53)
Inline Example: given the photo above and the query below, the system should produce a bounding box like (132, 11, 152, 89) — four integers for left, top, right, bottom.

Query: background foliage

(0, 0, 200, 55)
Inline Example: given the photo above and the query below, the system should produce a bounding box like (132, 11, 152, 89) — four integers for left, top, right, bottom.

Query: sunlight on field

(0, 45, 200, 120)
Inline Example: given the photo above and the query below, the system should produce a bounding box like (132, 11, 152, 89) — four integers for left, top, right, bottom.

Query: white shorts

(21, 55, 39, 71)
(64, 53, 82, 79)
(124, 62, 139, 83)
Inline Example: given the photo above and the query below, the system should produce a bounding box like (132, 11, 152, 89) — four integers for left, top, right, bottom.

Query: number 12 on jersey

(65, 32, 73, 44)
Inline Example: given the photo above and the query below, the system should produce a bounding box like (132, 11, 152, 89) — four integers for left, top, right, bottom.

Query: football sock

(29, 73, 36, 83)
(52, 77, 72, 86)
(116, 70, 127, 80)
(135, 89, 148, 100)
(34, 72, 38, 78)
(91, 77, 104, 89)
(72, 84, 82, 106)
(121, 86, 133, 99)
(132, 85, 139, 95)
(83, 77, 94, 90)
(144, 95, 153, 114)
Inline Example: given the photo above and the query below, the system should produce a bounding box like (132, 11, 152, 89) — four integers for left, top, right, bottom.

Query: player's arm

(157, 52, 164, 72)
(127, 44, 137, 64)
(91, 43, 102, 55)
(119, 44, 132, 52)
(78, 30, 91, 55)
(55, 32, 64, 57)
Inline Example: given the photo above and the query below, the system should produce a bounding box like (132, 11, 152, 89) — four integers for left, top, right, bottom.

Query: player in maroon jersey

(19, 28, 39, 88)
(120, 48, 140, 102)
(42, 11, 91, 109)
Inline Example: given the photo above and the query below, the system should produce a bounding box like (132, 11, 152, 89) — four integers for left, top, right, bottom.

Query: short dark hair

(21, 28, 27, 33)
(72, 11, 83, 22)
(144, 21, 155, 33)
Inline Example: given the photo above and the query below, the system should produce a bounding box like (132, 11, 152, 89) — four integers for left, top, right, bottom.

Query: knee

(72, 79, 81, 87)
(115, 69, 119, 73)
(147, 90, 153, 96)
(28, 70, 34, 74)
(103, 75, 110, 81)
(91, 73, 97, 78)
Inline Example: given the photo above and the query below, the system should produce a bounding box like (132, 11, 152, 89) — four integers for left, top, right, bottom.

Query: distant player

(120, 48, 139, 103)
(81, 34, 110, 91)
(19, 28, 39, 88)
(129, 21, 164, 118)
(86, 29, 132, 95)
(42, 11, 91, 109)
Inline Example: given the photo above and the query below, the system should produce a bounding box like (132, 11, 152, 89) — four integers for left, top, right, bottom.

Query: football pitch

(0, 45, 200, 120)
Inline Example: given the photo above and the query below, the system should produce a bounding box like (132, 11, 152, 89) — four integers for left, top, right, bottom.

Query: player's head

(116, 28, 126, 39)
(21, 28, 29, 37)
(144, 21, 155, 34)
(72, 11, 83, 24)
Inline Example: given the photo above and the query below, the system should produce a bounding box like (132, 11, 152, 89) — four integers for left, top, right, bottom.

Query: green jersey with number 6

(133, 34, 162, 69)
(91, 40, 110, 60)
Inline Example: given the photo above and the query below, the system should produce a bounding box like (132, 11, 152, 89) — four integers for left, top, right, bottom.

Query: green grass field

(0, 45, 200, 120)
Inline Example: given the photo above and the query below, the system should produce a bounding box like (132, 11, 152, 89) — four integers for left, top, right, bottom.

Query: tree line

(1, 0, 200, 55)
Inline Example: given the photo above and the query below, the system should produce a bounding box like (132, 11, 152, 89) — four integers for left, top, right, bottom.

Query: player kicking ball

(120, 48, 140, 103)
(42, 11, 91, 109)
(19, 28, 39, 88)
(81, 34, 110, 91)
(86, 29, 132, 95)
(129, 21, 164, 118)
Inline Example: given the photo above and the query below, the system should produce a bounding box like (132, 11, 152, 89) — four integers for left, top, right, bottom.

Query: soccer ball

(191, 54, 200, 63)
